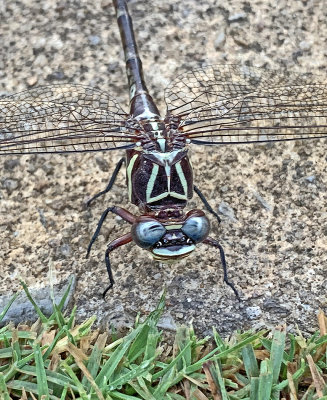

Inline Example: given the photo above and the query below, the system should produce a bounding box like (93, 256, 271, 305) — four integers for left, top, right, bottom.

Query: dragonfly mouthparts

(151, 232, 196, 261)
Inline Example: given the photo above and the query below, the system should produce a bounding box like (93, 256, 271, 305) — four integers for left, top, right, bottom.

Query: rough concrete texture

(0, 0, 326, 336)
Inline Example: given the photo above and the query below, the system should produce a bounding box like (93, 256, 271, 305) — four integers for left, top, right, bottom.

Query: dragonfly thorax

(128, 115, 186, 152)
(126, 145, 194, 214)
(140, 118, 168, 152)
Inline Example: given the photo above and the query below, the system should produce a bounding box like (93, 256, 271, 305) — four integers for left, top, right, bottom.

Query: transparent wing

(0, 84, 138, 154)
(165, 65, 327, 144)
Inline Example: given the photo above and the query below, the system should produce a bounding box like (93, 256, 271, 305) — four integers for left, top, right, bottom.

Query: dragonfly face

(131, 210, 210, 262)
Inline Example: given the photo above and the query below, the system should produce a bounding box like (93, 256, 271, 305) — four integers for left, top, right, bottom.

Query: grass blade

(175, 326, 192, 370)
(34, 343, 49, 400)
(258, 359, 273, 400)
(82, 332, 108, 390)
(0, 292, 19, 323)
(270, 326, 286, 384)
(0, 372, 10, 400)
(242, 344, 259, 379)
(249, 377, 259, 400)
(20, 281, 48, 323)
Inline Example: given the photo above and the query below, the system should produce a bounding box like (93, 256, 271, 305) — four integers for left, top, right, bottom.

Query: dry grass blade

(183, 374, 207, 390)
(203, 362, 222, 400)
(193, 388, 210, 400)
(66, 342, 104, 400)
(314, 309, 327, 363)
(48, 352, 60, 372)
(306, 354, 326, 397)
(181, 378, 191, 399)
(41, 329, 56, 349)
(66, 341, 88, 362)
(287, 367, 298, 400)
(318, 309, 327, 336)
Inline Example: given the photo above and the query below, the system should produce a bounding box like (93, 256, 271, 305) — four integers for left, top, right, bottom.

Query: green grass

(0, 282, 327, 399)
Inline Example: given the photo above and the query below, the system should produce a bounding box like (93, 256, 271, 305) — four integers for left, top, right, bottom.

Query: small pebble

(228, 12, 247, 22)
(107, 62, 119, 73)
(47, 70, 65, 80)
(34, 54, 47, 67)
(245, 306, 262, 320)
(26, 75, 38, 87)
(48, 35, 64, 50)
(232, 34, 250, 48)
(252, 191, 272, 211)
(299, 40, 312, 51)
(88, 35, 101, 46)
(158, 314, 177, 331)
(60, 244, 71, 257)
(305, 175, 315, 183)
(96, 156, 110, 172)
(101, 0, 112, 8)
(2, 178, 19, 194)
(33, 37, 46, 50)
(214, 30, 226, 50)
(4, 159, 20, 170)
(218, 201, 236, 221)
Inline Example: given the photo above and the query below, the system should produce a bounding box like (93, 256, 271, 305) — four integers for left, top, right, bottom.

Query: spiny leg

(87, 157, 125, 207)
(103, 232, 133, 298)
(86, 206, 117, 258)
(204, 237, 240, 301)
(86, 206, 136, 258)
(194, 185, 221, 224)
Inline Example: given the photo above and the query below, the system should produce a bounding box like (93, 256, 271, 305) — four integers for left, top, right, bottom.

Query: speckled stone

(0, 0, 326, 336)
(0, 276, 76, 325)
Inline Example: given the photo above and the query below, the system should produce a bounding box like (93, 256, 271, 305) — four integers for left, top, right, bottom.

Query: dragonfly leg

(103, 232, 133, 298)
(194, 185, 221, 224)
(86, 206, 136, 258)
(203, 237, 240, 301)
(87, 157, 126, 207)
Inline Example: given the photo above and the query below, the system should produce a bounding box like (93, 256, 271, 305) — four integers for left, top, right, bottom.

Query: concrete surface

(0, 0, 326, 336)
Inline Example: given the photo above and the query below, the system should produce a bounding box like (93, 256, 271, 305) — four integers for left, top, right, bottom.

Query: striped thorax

(126, 117, 193, 214)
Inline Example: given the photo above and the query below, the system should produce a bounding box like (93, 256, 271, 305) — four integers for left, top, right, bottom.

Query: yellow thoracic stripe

(146, 163, 159, 202)
(175, 161, 188, 197)
(146, 159, 188, 203)
(127, 154, 139, 201)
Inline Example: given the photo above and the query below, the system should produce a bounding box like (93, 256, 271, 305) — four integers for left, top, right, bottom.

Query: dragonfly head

(131, 210, 210, 261)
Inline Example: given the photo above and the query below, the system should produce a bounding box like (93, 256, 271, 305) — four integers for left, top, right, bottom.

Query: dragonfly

(1, 0, 327, 299)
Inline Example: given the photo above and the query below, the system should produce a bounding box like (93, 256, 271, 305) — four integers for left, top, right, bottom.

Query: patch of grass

(0, 282, 327, 399)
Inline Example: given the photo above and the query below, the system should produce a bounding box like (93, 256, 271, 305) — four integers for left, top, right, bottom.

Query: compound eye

(132, 220, 166, 249)
(182, 215, 210, 243)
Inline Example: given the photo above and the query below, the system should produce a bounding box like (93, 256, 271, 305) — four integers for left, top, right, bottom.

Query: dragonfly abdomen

(113, 0, 161, 120)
